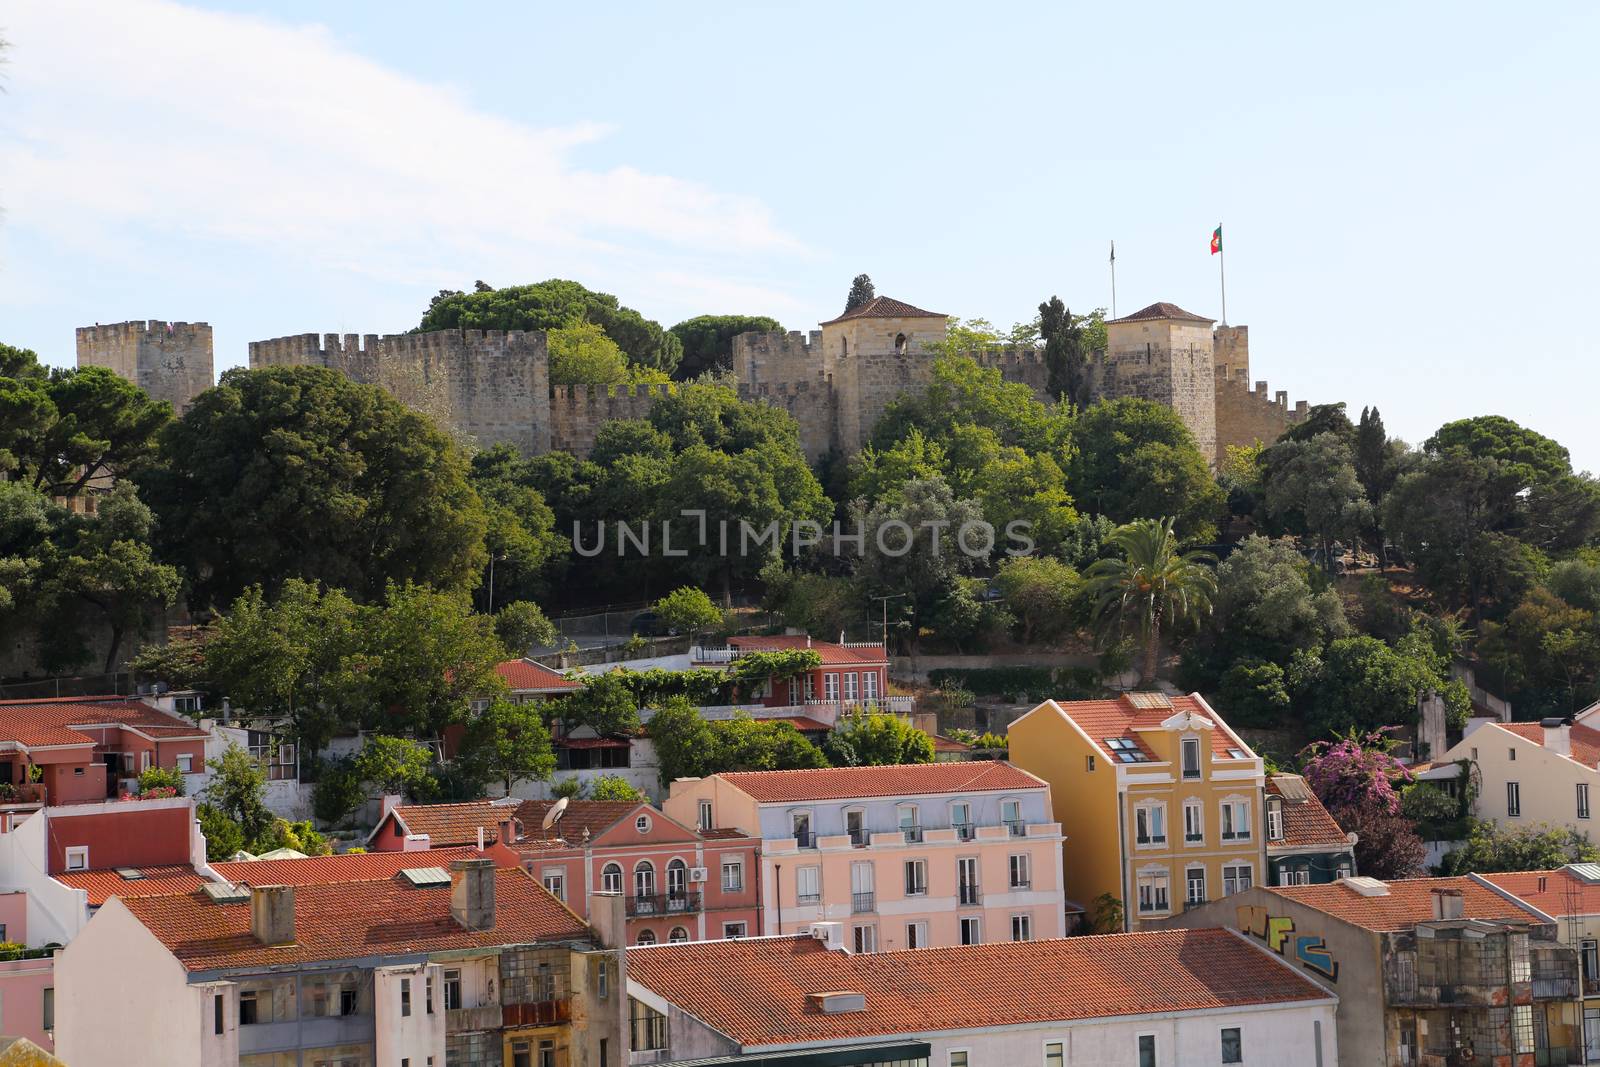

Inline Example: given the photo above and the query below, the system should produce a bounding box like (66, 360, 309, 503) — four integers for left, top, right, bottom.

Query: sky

(2, 1, 1596, 470)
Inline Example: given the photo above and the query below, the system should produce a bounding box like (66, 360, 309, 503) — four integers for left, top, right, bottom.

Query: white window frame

(905, 920, 927, 949)
(950, 801, 974, 840)
(1011, 913, 1032, 942)
(1220, 796, 1252, 842)
(1508, 781, 1522, 817)
(823, 673, 839, 701)
(959, 916, 981, 945)
(721, 859, 744, 892)
(898, 804, 922, 843)
(1582, 783, 1591, 820)
(1044, 1041, 1065, 1067)
(1181, 736, 1201, 780)
(1186, 865, 1207, 906)
(1266, 797, 1284, 842)
(175, 753, 193, 773)
(852, 923, 876, 953)
(1009, 852, 1032, 890)
(845, 807, 866, 847)
(790, 809, 814, 847)
(1134, 800, 1167, 847)
(601, 862, 623, 894)
(698, 800, 713, 831)
(1002, 797, 1024, 836)
(1136, 868, 1171, 915)
(948, 1049, 970, 1067)
(796, 864, 821, 905)
(634, 860, 656, 899)
(65, 846, 88, 872)
(541, 869, 566, 902)
(803, 673, 815, 700)
(843, 672, 859, 702)
(863, 672, 879, 702)
(904, 858, 928, 897)
(722, 922, 747, 939)
(1183, 798, 1204, 845)
(1223, 863, 1254, 896)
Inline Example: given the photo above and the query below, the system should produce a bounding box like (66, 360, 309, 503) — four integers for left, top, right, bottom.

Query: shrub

(137, 765, 186, 796)
(926, 666, 1100, 702)
(312, 758, 367, 825)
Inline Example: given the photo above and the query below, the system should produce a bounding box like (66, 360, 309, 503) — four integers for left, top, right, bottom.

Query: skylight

(1103, 738, 1149, 763)
(400, 867, 452, 888)
(1226, 747, 1249, 759)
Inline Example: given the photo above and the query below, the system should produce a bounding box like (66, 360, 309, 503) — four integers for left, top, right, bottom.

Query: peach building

(664, 762, 1065, 951)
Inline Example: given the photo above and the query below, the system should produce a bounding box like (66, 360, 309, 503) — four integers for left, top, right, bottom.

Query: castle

(75, 298, 1309, 464)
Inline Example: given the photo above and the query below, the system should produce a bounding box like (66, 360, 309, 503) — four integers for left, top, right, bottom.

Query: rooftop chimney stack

(1542, 718, 1572, 758)
(1432, 888, 1465, 921)
(450, 858, 496, 931)
(499, 818, 519, 845)
(251, 885, 296, 946)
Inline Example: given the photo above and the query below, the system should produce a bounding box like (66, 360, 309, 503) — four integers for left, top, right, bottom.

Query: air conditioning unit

(119, 778, 141, 795)
(689, 867, 709, 883)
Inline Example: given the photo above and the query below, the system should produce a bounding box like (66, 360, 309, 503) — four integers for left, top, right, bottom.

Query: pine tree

(844, 274, 876, 312)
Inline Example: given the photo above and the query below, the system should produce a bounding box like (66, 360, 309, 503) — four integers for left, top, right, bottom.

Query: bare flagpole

(1109, 240, 1117, 319)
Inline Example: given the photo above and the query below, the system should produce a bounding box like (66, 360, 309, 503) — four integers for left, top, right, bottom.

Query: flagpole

(1218, 229, 1227, 326)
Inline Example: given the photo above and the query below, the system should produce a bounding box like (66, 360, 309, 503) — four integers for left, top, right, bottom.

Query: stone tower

(817, 296, 947, 453)
(75, 320, 215, 412)
(1092, 302, 1218, 462)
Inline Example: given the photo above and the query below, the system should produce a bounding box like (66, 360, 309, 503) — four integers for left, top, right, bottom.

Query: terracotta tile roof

(627, 929, 1330, 1047)
(1493, 721, 1600, 767)
(212, 845, 518, 886)
(727, 635, 887, 666)
(1044, 693, 1253, 762)
(696, 828, 753, 840)
(1267, 876, 1545, 931)
(818, 296, 945, 326)
(1108, 301, 1214, 324)
(0, 697, 207, 750)
(123, 867, 591, 971)
(387, 800, 653, 848)
(496, 659, 580, 693)
(714, 761, 1045, 804)
(1267, 776, 1351, 851)
(385, 800, 523, 846)
(514, 801, 640, 843)
(1481, 869, 1600, 916)
(932, 734, 973, 754)
(54, 865, 207, 906)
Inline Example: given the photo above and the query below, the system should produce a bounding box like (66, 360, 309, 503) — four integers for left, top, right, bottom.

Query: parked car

(629, 611, 676, 637)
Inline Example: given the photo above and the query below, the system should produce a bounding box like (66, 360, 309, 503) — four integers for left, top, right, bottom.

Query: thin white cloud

(0, 0, 802, 298)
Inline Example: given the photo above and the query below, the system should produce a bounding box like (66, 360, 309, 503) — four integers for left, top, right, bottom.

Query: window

(1221, 1027, 1242, 1063)
(630, 998, 669, 1051)
(823, 673, 839, 701)
(1186, 866, 1206, 906)
(634, 861, 656, 900)
(803, 673, 815, 700)
(444, 969, 462, 1011)
(598, 959, 610, 999)
(698, 800, 713, 831)
(73, 767, 84, 777)
(1137, 870, 1171, 914)
(1011, 913, 1032, 942)
(600, 1040, 609, 1067)
(1223, 863, 1253, 896)
(340, 988, 357, 1016)
(1581, 784, 1591, 820)
(846, 808, 866, 847)
(1138, 1034, 1156, 1067)
(905, 921, 927, 949)
(42, 987, 52, 1031)
(791, 811, 813, 848)
(400, 977, 411, 1017)
(635, 813, 652, 833)
(843, 673, 858, 701)
(1583, 939, 1599, 983)
(949, 1053, 969, 1067)
(958, 856, 980, 905)
(1003, 798, 1025, 837)
(1086, 754, 1096, 772)
(1221, 799, 1251, 841)
(899, 804, 922, 843)
(425, 972, 434, 1014)
(1514, 1003, 1534, 1054)
(635, 930, 657, 946)
(239, 990, 259, 1026)
(863, 672, 878, 702)
(852, 861, 875, 913)
(1266, 797, 1284, 841)
(1510, 747, 1517, 761)
(666, 859, 688, 903)
(1044, 1043, 1064, 1067)
(951, 802, 973, 840)
(905, 859, 927, 896)
(1182, 736, 1201, 779)
(1104, 737, 1149, 763)
(797, 865, 821, 905)
(1508, 781, 1522, 817)
(668, 926, 689, 943)
(1184, 799, 1204, 844)
(721, 859, 744, 892)
(542, 870, 566, 901)
(853, 924, 877, 953)
(1135, 802, 1167, 846)
(1009, 853, 1031, 890)
(176, 753, 193, 773)
(213, 993, 223, 1034)
(722, 922, 746, 939)
(65, 846, 88, 872)
(960, 916, 981, 945)
(602, 862, 623, 894)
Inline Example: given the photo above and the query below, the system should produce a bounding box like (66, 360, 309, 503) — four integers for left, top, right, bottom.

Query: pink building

(664, 762, 1066, 952)
(368, 798, 763, 945)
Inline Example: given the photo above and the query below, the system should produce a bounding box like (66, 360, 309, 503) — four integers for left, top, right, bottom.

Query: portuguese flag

(1210, 226, 1223, 255)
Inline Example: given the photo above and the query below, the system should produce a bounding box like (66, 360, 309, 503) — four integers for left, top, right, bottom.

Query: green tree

(668, 315, 784, 380)
(1291, 634, 1466, 734)
(1084, 517, 1217, 684)
(1038, 295, 1091, 409)
(646, 697, 718, 785)
(352, 735, 436, 797)
(18, 367, 173, 498)
(460, 697, 556, 796)
(1281, 402, 1356, 445)
(851, 478, 986, 652)
(588, 774, 644, 802)
(1216, 658, 1292, 727)
(1259, 434, 1372, 573)
(557, 673, 642, 738)
(419, 279, 682, 375)
(1441, 820, 1600, 875)
(653, 586, 722, 637)
(494, 600, 557, 654)
(468, 445, 567, 608)
(202, 744, 275, 851)
(547, 322, 667, 385)
(136, 765, 186, 797)
(311, 757, 367, 825)
(1426, 415, 1573, 484)
(647, 698, 826, 785)
(847, 430, 948, 506)
(1213, 535, 1348, 659)
(197, 802, 245, 862)
(762, 569, 861, 640)
(844, 274, 876, 312)
(359, 582, 509, 738)
(1070, 398, 1223, 540)
(139, 366, 488, 608)
(993, 555, 1081, 644)
(825, 711, 935, 766)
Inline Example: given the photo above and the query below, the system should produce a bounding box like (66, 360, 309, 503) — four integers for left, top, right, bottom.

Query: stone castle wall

(973, 347, 1051, 397)
(548, 382, 671, 457)
(75, 320, 215, 412)
(1214, 365, 1308, 460)
(1087, 344, 1218, 463)
(249, 330, 550, 454)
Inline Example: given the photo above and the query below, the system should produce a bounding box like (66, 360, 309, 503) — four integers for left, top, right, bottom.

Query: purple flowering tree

(1300, 729, 1426, 879)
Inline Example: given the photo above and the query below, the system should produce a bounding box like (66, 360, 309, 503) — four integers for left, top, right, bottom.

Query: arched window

(894, 333, 907, 353)
(636, 929, 657, 946)
(635, 860, 656, 899)
(601, 862, 623, 894)
(669, 926, 689, 943)
(841, 337, 849, 357)
(667, 859, 688, 903)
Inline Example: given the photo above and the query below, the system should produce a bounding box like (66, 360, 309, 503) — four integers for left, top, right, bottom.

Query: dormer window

(1181, 737, 1201, 780)
(1266, 797, 1284, 842)
(1104, 738, 1148, 764)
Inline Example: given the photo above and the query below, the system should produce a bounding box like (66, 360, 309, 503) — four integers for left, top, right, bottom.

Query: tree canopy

(668, 315, 784, 380)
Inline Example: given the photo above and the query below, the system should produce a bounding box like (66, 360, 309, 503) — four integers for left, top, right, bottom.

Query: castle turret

(75, 320, 215, 412)
(1096, 302, 1218, 463)
(818, 295, 947, 452)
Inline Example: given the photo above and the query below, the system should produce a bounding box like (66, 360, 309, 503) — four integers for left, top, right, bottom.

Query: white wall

(0, 809, 90, 947)
(374, 962, 445, 1066)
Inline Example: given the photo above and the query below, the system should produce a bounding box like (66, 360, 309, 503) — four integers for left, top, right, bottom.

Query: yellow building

(1009, 691, 1266, 931)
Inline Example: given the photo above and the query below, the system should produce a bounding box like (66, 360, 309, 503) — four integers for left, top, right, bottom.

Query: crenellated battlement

(76, 320, 215, 411)
(75, 319, 212, 344)
(549, 382, 679, 403)
(1213, 363, 1307, 459)
(968, 346, 1046, 367)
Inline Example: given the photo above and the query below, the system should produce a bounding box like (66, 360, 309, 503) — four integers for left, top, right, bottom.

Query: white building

(1432, 703, 1600, 832)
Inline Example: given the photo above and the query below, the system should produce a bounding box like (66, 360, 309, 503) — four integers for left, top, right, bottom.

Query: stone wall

(548, 382, 672, 457)
(973, 347, 1051, 397)
(732, 330, 825, 389)
(75, 320, 215, 412)
(249, 330, 549, 454)
(1213, 324, 1249, 377)
(1088, 344, 1218, 462)
(1213, 365, 1307, 461)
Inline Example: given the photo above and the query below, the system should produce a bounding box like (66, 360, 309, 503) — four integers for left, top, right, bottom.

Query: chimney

(590, 890, 627, 950)
(450, 858, 496, 931)
(1432, 888, 1464, 921)
(1542, 718, 1571, 758)
(498, 817, 520, 845)
(251, 885, 296, 946)
(380, 794, 402, 819)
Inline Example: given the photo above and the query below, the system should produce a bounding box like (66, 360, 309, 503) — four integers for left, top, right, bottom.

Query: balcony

(792, 831, 815, 849)
(1004, 820, 1026, 838)
(847, 828, 866, 848)
(446, 1004, 502, 1032)
(627, 892, 702, 917)
(1010, 879, 1031, 891)
(954, 824, 975, 842)
(797, 892, 821, 905)
(502, 999, 571, 1027)
(901, 825, 923, 844)
(959, 885, 981, 906)
(852, 892, 875, 914)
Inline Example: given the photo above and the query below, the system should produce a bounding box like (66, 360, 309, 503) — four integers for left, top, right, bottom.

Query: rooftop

(496, 658, 580, 693)
(1483, 867, 1600, 917)
(54, 864, 207, 906)
(1035, 693, 1255, 763)
(0, 697, 208, 750)
(627, 929, 1331, 1048)
(1493, 721, 1600, 767)
(1267, 876, 1545, 931)
(726, 635, 887, 666)
(1108, 301, 1215, 325)
(211, 844, 519, 886)
(710, 761, 1045, 804)
(1268, 775, 1352, 851)
(819, 296, 945, 326)
(122, 866, 590, 971)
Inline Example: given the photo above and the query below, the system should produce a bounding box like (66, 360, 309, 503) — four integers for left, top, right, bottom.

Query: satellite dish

(542, 796, 569, 834)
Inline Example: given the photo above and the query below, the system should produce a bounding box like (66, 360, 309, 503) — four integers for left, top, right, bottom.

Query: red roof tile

(384, 800, 525, 846)
(1494, 721, 1600, 767)
(819, 296, 945, 326)
(627, 929, 1330, 1047)
(0, 698, 207, 750)
(1267, 776, 1352, 851)
(1044, 693, 1254, 762)
(1267, 876, 1544, 931)
(496, 659, 580, 693)
(1482, 869, 1600, 916)
(211, 845, 518, 886)
(1108, 301, 1214, 324)
(715, 761, 1045, 803)
(727, 636, 887, 667)
(54, 865, 207, 906)
(123, 867, 591, 971)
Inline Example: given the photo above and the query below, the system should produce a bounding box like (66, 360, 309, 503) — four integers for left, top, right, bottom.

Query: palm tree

(1084, 517, 1217, 685)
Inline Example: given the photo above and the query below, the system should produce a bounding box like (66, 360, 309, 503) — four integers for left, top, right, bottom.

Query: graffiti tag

(1236, 905, 1340, 982)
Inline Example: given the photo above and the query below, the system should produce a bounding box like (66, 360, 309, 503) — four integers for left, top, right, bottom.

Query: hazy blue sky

(3, 1, 1596, 469)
